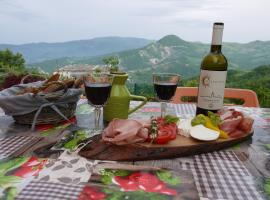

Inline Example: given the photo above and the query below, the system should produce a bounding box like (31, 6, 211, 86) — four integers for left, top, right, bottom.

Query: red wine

(154, 82, 177, 101)
(85, 83, 112, 106)
(196, 22, 228, 115)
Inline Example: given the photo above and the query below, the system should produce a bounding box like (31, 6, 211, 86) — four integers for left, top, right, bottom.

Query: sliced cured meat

(103, 117, 178, 145)
(217, 108, 254, 139)
(219, 115, 243, 134)
(218, 108, 244, 121)
(102, 119, 150, 145)
(232, 110, 244, 119)
(239, 117, 254, 133)
(218, 109, 234, 121)
(229, 129, 246, 138)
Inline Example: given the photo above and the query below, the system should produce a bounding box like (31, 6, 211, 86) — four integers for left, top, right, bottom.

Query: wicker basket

(12, 81, 78, 125)
(13, 102, 77, 125)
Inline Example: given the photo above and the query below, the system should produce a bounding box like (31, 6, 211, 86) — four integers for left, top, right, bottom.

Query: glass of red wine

(84, 73, 113, 132)
(153, 73, 181, 117)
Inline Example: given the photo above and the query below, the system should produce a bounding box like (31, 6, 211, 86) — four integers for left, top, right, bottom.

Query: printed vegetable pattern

(81, 169, 182, 200)
(78, 186, 106, 200)
(0, 156, 47, 200)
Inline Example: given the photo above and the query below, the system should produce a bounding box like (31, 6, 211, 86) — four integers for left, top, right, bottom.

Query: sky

(0, 0, 269, 44)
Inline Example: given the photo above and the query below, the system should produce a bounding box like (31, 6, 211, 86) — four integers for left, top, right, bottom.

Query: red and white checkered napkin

(174, 103, 196, 118)
(15, 180, 84, 200)
(188, 151, 262, 200)
(0, 135, 41, 160)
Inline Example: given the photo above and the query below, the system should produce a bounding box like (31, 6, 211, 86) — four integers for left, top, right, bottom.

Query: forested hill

(28, 35, 270, 81)
(0, 37, 152, 63)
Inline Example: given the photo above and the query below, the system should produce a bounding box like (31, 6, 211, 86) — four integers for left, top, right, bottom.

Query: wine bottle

(196, 22, 228, 115)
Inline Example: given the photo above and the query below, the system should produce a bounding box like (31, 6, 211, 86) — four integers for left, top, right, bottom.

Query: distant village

(57, 64, 109, 78)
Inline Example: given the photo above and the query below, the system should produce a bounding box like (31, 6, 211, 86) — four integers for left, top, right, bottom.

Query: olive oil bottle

(196, 22, 228, 115)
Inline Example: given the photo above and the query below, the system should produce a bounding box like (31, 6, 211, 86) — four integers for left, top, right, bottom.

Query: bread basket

(0, 80, 83, 130)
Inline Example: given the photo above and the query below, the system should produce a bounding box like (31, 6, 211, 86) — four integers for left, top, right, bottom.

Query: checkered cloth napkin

(0, 135, 41, 159)
(173, 103, 196, 118)
(183, 151, 262, 200)
(135, 150, 263, 200)
(15, 180, 84, 200)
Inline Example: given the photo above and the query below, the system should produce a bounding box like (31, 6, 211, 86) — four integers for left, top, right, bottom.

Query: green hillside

(28, 35, 270, 83)
(0, 37, 152, 63)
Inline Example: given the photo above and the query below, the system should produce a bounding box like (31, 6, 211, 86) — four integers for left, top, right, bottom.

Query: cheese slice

(178, 118, 192, 137)
(190, 125, 219, 141)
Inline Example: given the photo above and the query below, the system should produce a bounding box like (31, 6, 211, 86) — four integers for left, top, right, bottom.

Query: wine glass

(84, 73, 113, 132)
(153, 73, 181, 117)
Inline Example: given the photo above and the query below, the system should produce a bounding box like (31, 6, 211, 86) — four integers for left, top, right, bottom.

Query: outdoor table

(0, 99, 269, 200)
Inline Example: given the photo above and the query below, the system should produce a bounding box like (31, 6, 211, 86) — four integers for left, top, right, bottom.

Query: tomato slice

(148, 117, 178, 144)
(155, 122, 177, 144)
(154, 132, 172, 144)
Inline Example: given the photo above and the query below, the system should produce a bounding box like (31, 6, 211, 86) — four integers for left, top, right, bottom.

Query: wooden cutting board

(79, 132, 253, 161)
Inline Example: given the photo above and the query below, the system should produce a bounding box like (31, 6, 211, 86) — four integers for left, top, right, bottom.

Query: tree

(0, 49, 46, 90)
(0, 49, 26, 74)
(102, 56, 119, 72)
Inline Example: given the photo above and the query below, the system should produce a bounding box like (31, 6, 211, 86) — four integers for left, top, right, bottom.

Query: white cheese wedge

(190, 125, 219, 141)
(178, 118, 192, 137)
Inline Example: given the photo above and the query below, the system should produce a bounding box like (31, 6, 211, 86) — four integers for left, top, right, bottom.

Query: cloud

(0, 0, 41, 21)
(0, 0, 269, 43)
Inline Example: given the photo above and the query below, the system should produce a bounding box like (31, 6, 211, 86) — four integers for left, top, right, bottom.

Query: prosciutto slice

(218, 109, 234, 121)
(219, 115, 243, 134)
(102, 119, 150, 145)
(238, 117, 254, 133)
(218, 108, 254, 138)
(229, 129, 246, 138)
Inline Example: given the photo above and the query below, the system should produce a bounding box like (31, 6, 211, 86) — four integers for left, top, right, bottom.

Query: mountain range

(26, 35, 270, 83)
(0, 37, 152, 63)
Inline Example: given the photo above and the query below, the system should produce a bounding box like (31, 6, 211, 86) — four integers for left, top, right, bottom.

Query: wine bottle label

(197, 70, 227, 110)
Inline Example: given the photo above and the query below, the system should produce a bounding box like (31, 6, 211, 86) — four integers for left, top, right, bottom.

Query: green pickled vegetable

(191, 114, 207, 126)
(207, 111, 221, 126)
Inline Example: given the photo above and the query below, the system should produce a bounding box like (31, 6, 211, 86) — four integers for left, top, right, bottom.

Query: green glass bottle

(196, 22, 228, 115)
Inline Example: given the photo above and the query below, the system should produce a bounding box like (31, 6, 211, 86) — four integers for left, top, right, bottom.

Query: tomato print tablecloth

(0, 102, 270, 199)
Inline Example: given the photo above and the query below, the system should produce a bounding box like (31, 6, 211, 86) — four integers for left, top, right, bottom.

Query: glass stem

(161, 102, 167, 118)
(94, 107, 101, 131)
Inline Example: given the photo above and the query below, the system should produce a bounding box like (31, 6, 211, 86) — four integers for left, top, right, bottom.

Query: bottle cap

(212, 22, 224, 45)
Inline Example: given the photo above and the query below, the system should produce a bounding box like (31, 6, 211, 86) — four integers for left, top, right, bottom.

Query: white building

(57, 64, 109, 78)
